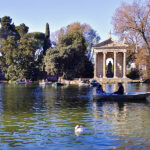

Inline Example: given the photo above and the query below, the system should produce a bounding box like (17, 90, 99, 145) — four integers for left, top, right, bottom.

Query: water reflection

(0, 83, 3, 114)
(92, 100, 150, 149)
(0, 83, 150, 149)
(104, 83, 150, 93)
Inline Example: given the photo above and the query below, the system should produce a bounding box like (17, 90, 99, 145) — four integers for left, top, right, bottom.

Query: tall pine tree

(43, 23, 51, 55)
(45, 23, 50, 39)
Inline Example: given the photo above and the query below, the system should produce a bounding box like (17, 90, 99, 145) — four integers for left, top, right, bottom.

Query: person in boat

(114, 83, 124, 95)
(58, 77, 62, 83)
(96, 84, 105, 94)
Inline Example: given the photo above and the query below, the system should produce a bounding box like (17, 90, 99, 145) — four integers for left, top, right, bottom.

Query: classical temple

(93, 37, 131, 83)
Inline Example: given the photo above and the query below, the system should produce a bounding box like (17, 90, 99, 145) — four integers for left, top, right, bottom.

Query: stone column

(123, 52, 126, 78)
(114, 52, 117, 78)
(94, 52, 97, 78)
(123, 82, 127, 92)
(103, 52, 106, 78)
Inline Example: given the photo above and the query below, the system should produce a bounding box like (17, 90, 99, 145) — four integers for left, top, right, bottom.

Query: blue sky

(0, 0, 133, 41)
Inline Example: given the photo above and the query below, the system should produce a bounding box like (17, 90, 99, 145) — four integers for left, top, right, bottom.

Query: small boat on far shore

(54, 82, 65, 86)
(39, 80, 52, 85)
(15, 81, 27, 84)
(79, 81, 90, 87)
(93, 92, 150, 102)
(14, 79, 32, 84)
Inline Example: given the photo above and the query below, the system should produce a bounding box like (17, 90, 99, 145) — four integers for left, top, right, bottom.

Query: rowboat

(39, 81, 52, 85)
(79, 81, 90, 87)
(15, 80, 32, 84)
(55, 82, 65, 86)
(15, 81, 27, 84)
(93, 92, 150, 102)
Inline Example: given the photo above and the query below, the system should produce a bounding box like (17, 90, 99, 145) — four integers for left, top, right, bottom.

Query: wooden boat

(15, 81, 27, 84)
(93, 92, 150, 102)
(39, 80, 52, 85)
(79, 81, 90, 87)
(55, 82, 65, 86)
(15, 80, 32, 84)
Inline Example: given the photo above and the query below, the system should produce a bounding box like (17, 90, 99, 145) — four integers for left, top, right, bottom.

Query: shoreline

(0, 78, 148, 85)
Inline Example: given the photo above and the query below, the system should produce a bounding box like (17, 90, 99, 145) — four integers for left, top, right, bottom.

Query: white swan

(75, 125, 84, 136)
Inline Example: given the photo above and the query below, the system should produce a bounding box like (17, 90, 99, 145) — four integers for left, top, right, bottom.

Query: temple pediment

(93, 38, 128, 49)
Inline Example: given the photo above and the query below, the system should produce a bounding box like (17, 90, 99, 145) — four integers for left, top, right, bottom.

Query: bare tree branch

(112, 0, 150, 50)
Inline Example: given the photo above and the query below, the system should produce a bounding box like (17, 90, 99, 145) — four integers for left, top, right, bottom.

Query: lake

(0, 83, 150, 150)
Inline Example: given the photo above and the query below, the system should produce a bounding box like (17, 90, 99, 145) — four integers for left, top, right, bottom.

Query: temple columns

(94, 52, 97, 78)
(103, 52, 106, 78)
(94, 51, 127, 79)
(114, 52, 117, 78)
(123, 52, 126, 78)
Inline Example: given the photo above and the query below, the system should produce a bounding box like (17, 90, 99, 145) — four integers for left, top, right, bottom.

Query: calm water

(0, 83, 150, 150)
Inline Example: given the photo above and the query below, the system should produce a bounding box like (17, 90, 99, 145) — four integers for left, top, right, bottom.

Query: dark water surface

(0, 83, 150, 150)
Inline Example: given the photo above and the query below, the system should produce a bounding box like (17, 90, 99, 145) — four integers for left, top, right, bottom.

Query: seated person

(96, 84, 105, 94)
(114, 83, 124, 95)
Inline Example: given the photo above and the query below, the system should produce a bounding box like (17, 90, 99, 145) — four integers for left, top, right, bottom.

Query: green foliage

(66, 22, 100, 51)
(25, 32, 45, 50)
(127, 69, 140, 79)
(0, 16, 47, 81)
(43, 23, 51, 55)
(0, 16, 97, 81)
(44, 32, 93, 79)
(0, 16, 12, 28)
(44, 49, 62, 76)
(45, 23, 50, 39)
(26, 32, 45, 41)
(77, 56, 94, 78)
(0, 36, 17, 72)
(15, 23, 29, 37)
(0, 16, 19, 40)
(51, 22, 100, 54)
(0, 36, 41, 80)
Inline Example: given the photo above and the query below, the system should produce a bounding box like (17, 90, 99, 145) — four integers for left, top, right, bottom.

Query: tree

(25, 32, 45, 63)
(51, 22, 100, 52)
(25, 32, 45, 44)
(0, 36, 17, 74)
(66, 22, 100, 51)
(112, 0, 150, 50)
(44, 49, 62, 76)
(25, 31, 50, 77)
(1, 16, 12, 28)
(44, 32, 94, 79)
(0, 36, 22, 80)
(51, 27, 65, 45)
(17, 37, 40, 80)
(45, 23, 50, 39)
(15, 23, 29, 37)
(0, 16, 19, 40)
(67, 22, 82, 33)
(43, 23, 51, 55)
(134, 46, 150, 79)
(0, 36, 40, 80)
